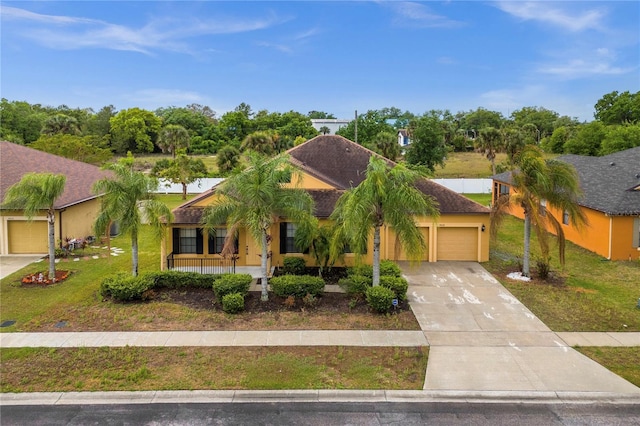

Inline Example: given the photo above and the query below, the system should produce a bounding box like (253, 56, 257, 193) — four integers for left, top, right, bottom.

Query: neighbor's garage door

(8, 220, 48, 254)
(437, 227, 478, 261)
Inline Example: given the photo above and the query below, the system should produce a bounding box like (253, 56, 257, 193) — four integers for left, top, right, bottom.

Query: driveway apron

(400, 261, 640, 394)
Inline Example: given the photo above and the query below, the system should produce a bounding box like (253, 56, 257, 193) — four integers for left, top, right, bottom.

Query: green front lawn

(575, 347, 640, 387)
(481, 213, 640, 332)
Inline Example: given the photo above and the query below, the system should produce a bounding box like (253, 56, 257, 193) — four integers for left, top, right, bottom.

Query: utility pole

(354, 110, 358, 144)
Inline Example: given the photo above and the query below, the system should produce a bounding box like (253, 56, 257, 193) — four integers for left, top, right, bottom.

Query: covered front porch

(166, 254, 274, 279)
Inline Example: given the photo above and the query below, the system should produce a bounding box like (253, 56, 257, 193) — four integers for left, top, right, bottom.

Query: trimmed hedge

(365, 286, 395, 313)
(270, 274, 325, 298)
(145, 271, 219, 289)
(348, 261, 402, 279)
(213, 274, 253, 300)
(379, 276, 409, 301)
(283, 257, 306, 275)
(221, 292, 245, 313)
(338, 275, 373, 296)
(100, 274, 154, 301)
(380, 260, 402, 277)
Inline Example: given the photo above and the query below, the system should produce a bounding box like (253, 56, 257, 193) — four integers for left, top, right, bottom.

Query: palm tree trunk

(372, 225, 381, 286)
(131, 231, 139, 277)
(260, 231, 269, 301)
(491, 158, 496, 176)
(47, 210, 56, 281)
(523, 213, 531, 277)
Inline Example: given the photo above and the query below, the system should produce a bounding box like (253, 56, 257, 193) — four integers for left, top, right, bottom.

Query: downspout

(608, 215, 612, 260)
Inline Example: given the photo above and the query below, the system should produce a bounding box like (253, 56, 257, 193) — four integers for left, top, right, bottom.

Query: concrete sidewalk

(1, 330, 638, 349)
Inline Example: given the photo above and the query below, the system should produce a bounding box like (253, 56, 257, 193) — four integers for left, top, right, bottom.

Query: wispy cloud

(537, 59, 635, 78)
(494, 1, 605, 32)
(384, 2, 465, 29)
(257, 41, 293, 54)
(257, 26, 321, 54)
(0, 5, 287, 55)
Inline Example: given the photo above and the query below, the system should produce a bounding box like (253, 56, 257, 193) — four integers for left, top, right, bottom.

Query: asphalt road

(2, 402, 639, 425)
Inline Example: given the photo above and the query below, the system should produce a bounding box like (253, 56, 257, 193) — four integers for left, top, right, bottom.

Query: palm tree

(295, 218, 335, 277)
(241, 131, 275, 156)
(202, 153, 314, 301)
(319, 126, 331, 135)
(478, 127, 503, 175)
(41, 114, 81, 136)
(330, 156, 439, 286)
(216, 145, 241, 175)
(491, 146, 586, 277)
(373, 130, 401, 161)
(93, 155, 173, 276)
(1, 173, 66, 280)
(157, 124, 190, 158)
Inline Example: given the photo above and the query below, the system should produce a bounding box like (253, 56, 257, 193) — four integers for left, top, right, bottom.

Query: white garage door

(437, 227, 478, 261)
(8, 220, 48, 254)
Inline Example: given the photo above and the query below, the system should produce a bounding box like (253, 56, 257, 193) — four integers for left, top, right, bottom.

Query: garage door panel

(8, 220, 48, 254)
(390, 227, 429, 261)
(437, 227, 478, 261)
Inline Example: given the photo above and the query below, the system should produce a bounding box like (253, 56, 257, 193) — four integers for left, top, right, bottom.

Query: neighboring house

(310, 119, 351, 135)
(398, 129, 410, 147)
(166, 135, 490, 272)
(0, 141, 113, 255)
(492, 146, 640, 261)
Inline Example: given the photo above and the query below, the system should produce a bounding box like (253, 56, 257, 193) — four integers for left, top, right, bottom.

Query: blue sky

(1, 1, 638, 121)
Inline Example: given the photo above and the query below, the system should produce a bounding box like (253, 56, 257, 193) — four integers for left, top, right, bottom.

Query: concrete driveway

(0, 255, 45, 280)
(399, 261, 640, 394)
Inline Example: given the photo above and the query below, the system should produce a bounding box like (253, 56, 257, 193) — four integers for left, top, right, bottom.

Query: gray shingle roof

(0, 141, 113, 209)
(557, 147, 640, 215)
(493, 146, 640, 216)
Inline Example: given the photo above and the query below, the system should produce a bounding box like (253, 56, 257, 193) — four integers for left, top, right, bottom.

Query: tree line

(1, 90, 638, 175)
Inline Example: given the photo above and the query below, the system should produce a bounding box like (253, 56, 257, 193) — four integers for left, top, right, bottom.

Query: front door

(245, 233, 262, 266)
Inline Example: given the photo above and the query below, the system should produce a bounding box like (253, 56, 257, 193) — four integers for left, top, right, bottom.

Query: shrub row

(282, 257, 307, 275)
(347, 260, 402, 278)
(100, 271, 220, 301)
(270, 274, 325, 298)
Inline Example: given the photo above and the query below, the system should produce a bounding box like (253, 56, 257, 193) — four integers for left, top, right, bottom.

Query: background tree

(336, 110, 394, 146)
(0, 99, 48, 144)
(93, 155, 172, 276)
(502, 127, 525, 167)
(600, 124, 640, 155)
(216, 145, 241, 175)
(152, 150, 208, 199)
(477, 127, 503, 175)
(1, 173, 66, 280)
(29, 134, 112, 165)
(404, 112, 447, 173)
(491, 146, 586, 277)
(307, 111, 336, 119)
(462, 107, 504, 133)
(87, 105, 116, 138)
(157, 124, 190, 158)
(241, 130, 275, 155)
(330, 156, 439, 286)
(294, 218, 334, 277)
(372, 130, 400, 161)
(543, 126, 572, 154)
(319, 126, 331, 135)
(563, 121, 606, 155)
(109, 108, 162, 154)
(41, 114, 81, 136)
(594, 90, 640, 125)
(202, 153, 314, 301)
(510, 107, 559, 139)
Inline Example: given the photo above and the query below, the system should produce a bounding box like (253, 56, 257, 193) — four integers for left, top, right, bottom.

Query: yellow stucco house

(0, 141, 112, 255)
(165, 135, 490, 273)
(492, 146, 640, 261)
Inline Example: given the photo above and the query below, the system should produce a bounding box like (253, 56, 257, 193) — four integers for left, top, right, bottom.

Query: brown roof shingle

(0, 141, 113, 209)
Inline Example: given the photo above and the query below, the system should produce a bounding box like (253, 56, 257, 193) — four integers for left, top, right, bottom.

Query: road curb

(2, 390, 639, 406)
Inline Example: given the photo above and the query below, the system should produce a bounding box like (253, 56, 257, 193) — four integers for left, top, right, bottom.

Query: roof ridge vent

(610, 162, 615, 166)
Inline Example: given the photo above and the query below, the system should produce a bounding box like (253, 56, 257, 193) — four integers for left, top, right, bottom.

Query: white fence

(431, 178, 493, 194)
(156, 178, 224, 194)
(156, 178, 492, 195)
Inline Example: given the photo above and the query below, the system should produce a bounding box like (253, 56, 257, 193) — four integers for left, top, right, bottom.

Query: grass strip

(0, 346, 428, 392)
(575, 347, 640, 387)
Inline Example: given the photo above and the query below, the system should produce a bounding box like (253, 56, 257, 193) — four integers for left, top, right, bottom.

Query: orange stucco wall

(492, 182, 640, 261)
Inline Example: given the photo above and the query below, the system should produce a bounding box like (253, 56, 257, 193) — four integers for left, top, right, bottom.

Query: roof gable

(0, 141, 113, 209)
